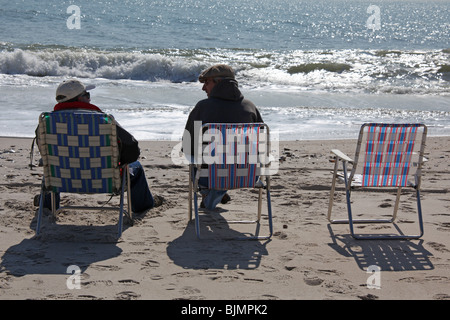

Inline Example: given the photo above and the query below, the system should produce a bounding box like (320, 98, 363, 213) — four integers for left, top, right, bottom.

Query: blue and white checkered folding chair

(35, 112, 132, 238)
(327, 123, 427, 239)
(188, 123, 274, 240)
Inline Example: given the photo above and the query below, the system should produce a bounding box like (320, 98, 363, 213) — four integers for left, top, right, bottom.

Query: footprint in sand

(115, 291, 140, 300)
(427, 241, 450, 253)
(437, 222, 450, 232)
(122, 258, 139, 264)
(90, 264, 121, 272)
(180, 286, 201, 295)
(433, 293, 450, 300)
(0, 275, 12, 289)
(140, 259, 160, 269)
(77, 294, 100, 300)
(209, 271, 240, 282)
(82, 280, 113, 288)
(303, 277, 324, 286)
(118, 279, 140, 285)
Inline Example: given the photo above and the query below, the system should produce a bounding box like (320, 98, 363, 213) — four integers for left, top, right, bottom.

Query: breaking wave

(0, 44, 449, 95)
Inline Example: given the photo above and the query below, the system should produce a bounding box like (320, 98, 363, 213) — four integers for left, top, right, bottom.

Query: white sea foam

(1, 75, 448, 140)
(0, 46, 448, 96)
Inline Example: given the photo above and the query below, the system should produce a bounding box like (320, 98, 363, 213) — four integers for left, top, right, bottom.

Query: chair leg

(327, 158, 339, 222)
(117, 169, 127, 238)
(257, 188, 262, 221)
(126, 165, 132, 220)
(345, 185, 357, 238)
(234, 177, 273, 240)
(392, 186, 402, 222)
(347, 186, 424, 240)
(35, 179, 45, 235)
(188, 165, 193, 222)
(51, 191, 57, 219)
(193, 191, 200, 239)
(329, 161, 396, 226)
(266, 178, 273, 237)
(415, 188, 425, 238)
(193, 184, 273, 240)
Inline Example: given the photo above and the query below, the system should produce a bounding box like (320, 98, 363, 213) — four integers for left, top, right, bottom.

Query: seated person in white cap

(35, 79, 156, 213)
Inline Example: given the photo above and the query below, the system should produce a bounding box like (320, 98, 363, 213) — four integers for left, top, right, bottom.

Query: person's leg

(198, 176, 227, 210)
(38, 191, 60, 210)
(201, 189, 227, 210)
(128, 161, 154, 212)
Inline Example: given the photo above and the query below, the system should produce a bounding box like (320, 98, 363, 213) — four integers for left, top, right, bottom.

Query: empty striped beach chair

(188, 123, 274, 240)
(327, 123, 427, 239)
(35, 112, 131, 238)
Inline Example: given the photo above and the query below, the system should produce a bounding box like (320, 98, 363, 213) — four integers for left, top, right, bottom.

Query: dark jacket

(183, 79, 263, 159)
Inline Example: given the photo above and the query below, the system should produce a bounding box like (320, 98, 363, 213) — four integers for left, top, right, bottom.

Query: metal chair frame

(188, 123, 274, 240)
(35, 112, 132, 238)
(327, 123, 427, 240)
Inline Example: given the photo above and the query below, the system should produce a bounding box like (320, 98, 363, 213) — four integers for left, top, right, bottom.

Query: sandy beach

(0, 135, 449, 301)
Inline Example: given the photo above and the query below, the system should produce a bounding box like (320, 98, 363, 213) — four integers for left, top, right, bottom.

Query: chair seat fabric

(327, 123, 427, 240)
(205, 123, 261, 190)
(38, 112, 121, 194)
(360, 123, 421, 187)
(189, 122, 273, 239)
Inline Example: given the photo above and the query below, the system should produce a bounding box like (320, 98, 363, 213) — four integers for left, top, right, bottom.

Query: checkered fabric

(203, 123, 266, 190)
(38, 112, 121, 193)
(359, 123, 423, 187)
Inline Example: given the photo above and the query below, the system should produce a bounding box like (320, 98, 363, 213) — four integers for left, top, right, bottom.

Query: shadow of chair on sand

(0, 217, 125, 277)
(327, 224, 434, 272)
(167, 210, 270, 270)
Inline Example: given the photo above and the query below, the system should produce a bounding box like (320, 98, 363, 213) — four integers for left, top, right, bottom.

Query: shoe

(33, 194, 40, 207)
(153, 194, 164, 208)
(221, 193, 231, 204)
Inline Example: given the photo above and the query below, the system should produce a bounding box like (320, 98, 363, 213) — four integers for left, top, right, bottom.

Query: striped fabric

(38, 112, 121, 194)
(204, 123, 263, 190)
(360, 123, 421, 187)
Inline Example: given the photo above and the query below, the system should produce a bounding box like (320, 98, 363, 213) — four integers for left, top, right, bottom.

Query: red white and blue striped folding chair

(188, 123, 273, 240)
(327, 123, 427, 240)
(35, 112, 132, 238)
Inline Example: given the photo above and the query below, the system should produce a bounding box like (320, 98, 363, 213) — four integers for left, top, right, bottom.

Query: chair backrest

(201, 123, 270, 190)
(351, 123, 427, 188)
(37, 112, 122, 194)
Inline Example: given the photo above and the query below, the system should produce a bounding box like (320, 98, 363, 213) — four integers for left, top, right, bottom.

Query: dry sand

(0, 136, 449, 301)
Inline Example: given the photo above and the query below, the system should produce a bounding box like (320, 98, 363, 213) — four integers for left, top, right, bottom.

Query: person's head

(198, 64, 235, 97)
(55, 79, 95, 103)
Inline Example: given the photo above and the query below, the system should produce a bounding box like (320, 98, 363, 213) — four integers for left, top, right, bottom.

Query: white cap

(55, 79, 95, 103)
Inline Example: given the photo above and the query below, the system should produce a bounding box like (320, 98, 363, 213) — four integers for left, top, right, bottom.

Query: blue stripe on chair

(362, 124, 418, 187)
(41, 112, 119, 194)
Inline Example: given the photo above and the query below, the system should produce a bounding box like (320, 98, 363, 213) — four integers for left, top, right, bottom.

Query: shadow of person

(166, 212, 270, 270)
(327, 224, 434, 271)
(0, 223, 123, 277)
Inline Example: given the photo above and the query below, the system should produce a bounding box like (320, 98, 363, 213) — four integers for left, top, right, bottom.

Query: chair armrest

(331, 149, 353, 163)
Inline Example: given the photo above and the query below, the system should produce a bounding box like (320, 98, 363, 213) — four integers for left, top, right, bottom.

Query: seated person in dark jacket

(36, 79, 154, 213)
(183, 64, 264, 209)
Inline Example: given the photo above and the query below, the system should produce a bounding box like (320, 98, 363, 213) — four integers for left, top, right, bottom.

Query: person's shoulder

(241, 98, 257, 107)
(195, 98, 210, 106)
(191, 99, 211, 112)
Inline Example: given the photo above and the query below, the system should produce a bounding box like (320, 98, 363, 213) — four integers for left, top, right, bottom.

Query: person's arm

(255, 107, 264, 123)
(116, 123, 140, 164)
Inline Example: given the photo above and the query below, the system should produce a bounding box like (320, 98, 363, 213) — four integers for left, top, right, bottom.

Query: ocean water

(0, 0, 449, 140)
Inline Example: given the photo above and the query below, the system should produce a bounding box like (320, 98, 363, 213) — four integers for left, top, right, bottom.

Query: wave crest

(0, 46, 448, 95)
(0, 48, 205, 82)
